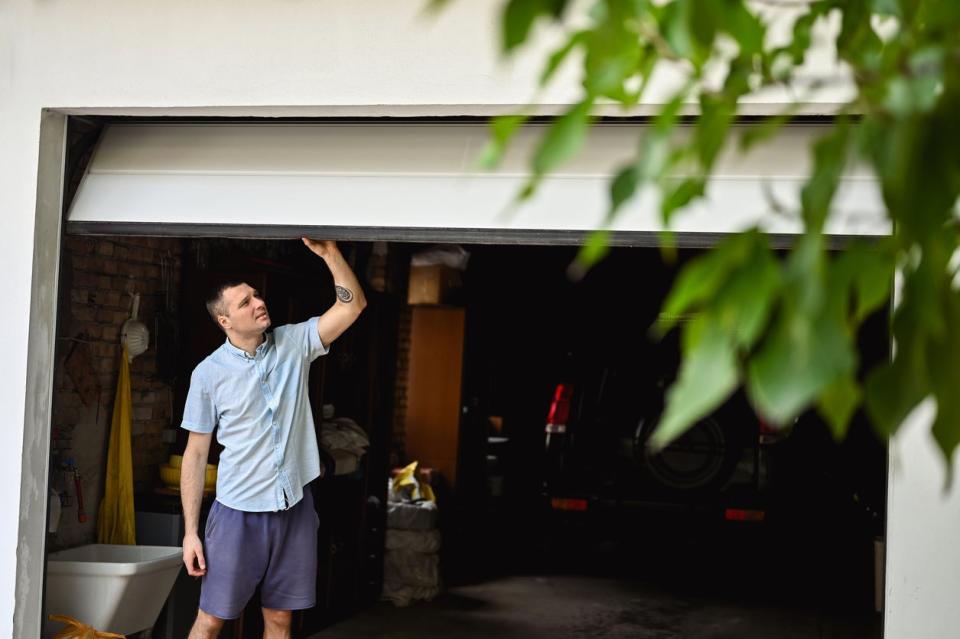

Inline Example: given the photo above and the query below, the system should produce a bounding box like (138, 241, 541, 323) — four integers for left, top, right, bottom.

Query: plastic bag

(383, 550, 440, 588)
(390, 461, 436, 503)
(387, 500, 438, 531)
(386, 529, 442, 554)
(49, 615, 125, 638)
(410, 245, 470, 269)
(381, 580, 440, 607)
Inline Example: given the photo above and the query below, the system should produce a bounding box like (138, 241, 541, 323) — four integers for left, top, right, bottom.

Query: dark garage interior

(46, 230, 887, 638)
(42, 101, 885, 639)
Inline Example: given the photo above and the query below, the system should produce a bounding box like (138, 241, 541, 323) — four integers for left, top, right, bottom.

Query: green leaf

(747, 311, 857, 425)
(632, 91, 691, 220)
(570, 229, 611, 280)
(719, 0, 765, 57)
(848, 241, 895, 322)
(870, 0, 900, 17)
(582, 6, 644, 101)
(713, 242, 781, 349)
(532, 100, 593, 175)
(886, 47, 945, 117)
(540, 31, 586, 86)
(657, 231, 757, 334)
(901, 246, 950, 340)
(503, 0, 544, 52)
(658, 229, 678, 264)
(784, 3, 829, 66)
(908, 69, 942, 116)
(422, 0, 453, 15)
(926, 290, 960, 464)
(864, 359, 924, 440)
(801, 122, 852, 232)
(608, 163, 641, 220)
(883, 47, 944, 118)
(864, 267, 941, 438)
(818, 375, 862, 440)
(621, 43, 660, 107)
(478, 114, 529, 169)
(837, 0, 882, 64)
(661, 177, 705, 221)
(783, 232, 826, 316)
(660, 0, 698, 62)
(739, 110, 795, 152)
(696, 94, 735, 169)
(689, 0, 719, 51)
(653, 87, 689, 136)
(883, 78, 915, 118)
(544, 0, 568, 19)
(822, 240, 893, 331)
(651, 318, 739, 450)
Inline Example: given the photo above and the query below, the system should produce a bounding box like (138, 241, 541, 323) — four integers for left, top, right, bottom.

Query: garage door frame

(17, 112, 893, 639)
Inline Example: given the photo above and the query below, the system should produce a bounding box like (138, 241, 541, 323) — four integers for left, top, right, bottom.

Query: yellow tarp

(97, 345, 135, 545)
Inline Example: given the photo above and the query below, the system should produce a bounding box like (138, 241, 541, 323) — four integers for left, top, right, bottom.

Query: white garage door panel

(67, 123, 890, 238)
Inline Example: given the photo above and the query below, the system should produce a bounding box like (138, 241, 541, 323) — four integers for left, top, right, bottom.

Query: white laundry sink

(45, 544, 183, 637)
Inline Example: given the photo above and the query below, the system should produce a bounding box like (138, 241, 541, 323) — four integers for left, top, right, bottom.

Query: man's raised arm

(302, 238, 367, 346)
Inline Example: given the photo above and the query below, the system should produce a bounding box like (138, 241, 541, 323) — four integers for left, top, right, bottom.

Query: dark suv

(541, 360, 788, 530)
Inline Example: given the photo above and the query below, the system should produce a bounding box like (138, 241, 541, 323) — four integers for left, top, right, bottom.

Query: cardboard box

(407, 264, 462, 305)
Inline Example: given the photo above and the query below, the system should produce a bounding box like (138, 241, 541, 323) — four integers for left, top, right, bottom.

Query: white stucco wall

(0, 1, 952, 637)
(884, 403, 960, 638)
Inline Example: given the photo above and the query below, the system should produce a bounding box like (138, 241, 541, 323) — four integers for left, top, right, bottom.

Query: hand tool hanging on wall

(71, 461, 88, 524)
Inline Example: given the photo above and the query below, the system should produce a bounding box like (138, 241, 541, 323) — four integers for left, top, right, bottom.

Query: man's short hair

(205, 280, 247, 327)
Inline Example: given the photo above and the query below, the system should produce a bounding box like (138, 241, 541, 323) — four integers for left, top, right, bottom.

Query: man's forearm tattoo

(336, 286, 354, 303)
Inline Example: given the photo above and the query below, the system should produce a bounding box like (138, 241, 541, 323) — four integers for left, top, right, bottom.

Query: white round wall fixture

(121, 293, 150, 361)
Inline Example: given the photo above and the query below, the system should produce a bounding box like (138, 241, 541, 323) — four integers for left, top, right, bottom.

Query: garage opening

(39, 117, 887, 638)
(47, 231, 886, 638)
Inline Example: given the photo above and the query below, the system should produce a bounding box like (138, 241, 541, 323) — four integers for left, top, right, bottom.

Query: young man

(180, 238, 366, 639)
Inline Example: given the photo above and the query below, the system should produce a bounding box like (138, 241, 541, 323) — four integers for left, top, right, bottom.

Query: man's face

(219, 283, 271, 335)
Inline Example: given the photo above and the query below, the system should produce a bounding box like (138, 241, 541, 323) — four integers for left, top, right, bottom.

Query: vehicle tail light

(545, 383, 573, 434)
(724, 508, 765, 522)
(551, 498, 588, 512)
(758, 417, 777, 436)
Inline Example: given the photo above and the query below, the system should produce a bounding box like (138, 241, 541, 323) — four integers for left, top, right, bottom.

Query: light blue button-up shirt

(181, 317, 329, 512)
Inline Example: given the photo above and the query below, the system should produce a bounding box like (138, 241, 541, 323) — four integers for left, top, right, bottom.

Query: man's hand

(305, 237, 367, 346)
(302, 238, 339, 260)
(183, 533, 207, 577)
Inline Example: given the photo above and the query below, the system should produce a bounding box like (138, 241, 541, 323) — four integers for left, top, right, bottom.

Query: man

(180, 238, 366, 639)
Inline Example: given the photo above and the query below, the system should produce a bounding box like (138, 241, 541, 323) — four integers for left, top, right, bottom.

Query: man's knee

(191, 609, 226, 638)
(262, 607, 292, 628)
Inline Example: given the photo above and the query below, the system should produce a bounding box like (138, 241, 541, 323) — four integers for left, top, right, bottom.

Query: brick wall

(50, 235, 182, 549)
(390, 306, 412, 466)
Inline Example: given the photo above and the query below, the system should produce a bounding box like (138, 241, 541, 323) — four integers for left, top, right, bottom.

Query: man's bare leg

(262, 608, 292, 639)
(188, 609, 225, 639)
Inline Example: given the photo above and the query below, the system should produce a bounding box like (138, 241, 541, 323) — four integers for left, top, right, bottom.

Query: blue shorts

(199, 484, 319, 619)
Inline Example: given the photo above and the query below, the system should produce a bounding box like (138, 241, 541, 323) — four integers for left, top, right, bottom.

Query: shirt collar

(223, 332, 272, 360)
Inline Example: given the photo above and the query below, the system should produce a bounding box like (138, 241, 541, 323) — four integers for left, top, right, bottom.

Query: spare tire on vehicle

(632, 414, 746, 496)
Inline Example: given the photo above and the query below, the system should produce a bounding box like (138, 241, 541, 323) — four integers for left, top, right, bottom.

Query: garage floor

(310, 574, 881, 639)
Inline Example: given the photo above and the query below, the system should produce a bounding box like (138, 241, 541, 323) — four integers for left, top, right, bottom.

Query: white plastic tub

(45, 544, 183, 638)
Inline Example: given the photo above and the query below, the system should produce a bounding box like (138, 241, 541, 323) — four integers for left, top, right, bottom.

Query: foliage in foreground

(436, 0, 960, 465)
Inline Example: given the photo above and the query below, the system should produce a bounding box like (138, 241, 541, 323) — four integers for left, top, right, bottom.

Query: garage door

(66, 122, 888, 243)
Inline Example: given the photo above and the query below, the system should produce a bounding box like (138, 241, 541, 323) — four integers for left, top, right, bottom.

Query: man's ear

(218, 315, 230, 330)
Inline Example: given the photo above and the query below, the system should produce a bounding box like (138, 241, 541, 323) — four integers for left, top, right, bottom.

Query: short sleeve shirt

(181, 317, 329, 512)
